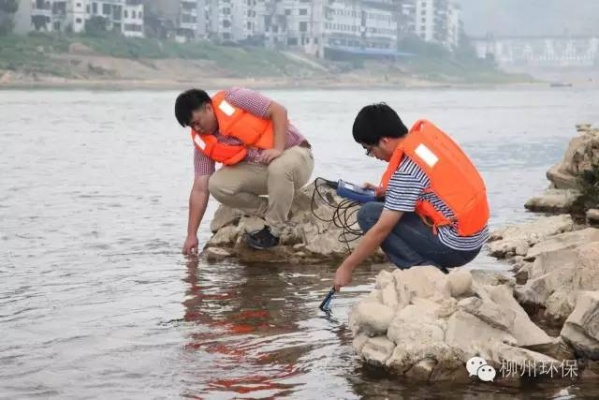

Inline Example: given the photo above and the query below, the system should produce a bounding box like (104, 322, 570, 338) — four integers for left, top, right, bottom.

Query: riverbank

(0, 33, 535, 91)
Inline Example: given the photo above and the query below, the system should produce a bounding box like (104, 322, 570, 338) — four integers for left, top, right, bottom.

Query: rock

(546, 164, 580, 191)
(587, 209, 599, 226)
(545, 291, 576, 326)
(486, 285, 555, 349)
(524, 189, 581, 213)
(524, 337, 575, 362)
(206, 225, 240, 246)
(576, 123, 592, 132)
(486, 215, 575, 259)
(386, 341, 468, 381)
(349, 302, 395, 337)
(469, 270, 515, 287)
(515, 242, 599, 326)
(210, 206, 243, 232)
(458, 297, 515, 331)
(352, 333, 370, 353)
(511, 255, 525, 267)
(405, 358, 437, 381)
(545, 125, 599, 190)
(446, 309, 517, 348)
(472, 341, 561, 379)
(204, 247, 234, 262)
(589, 360, 599, 375)
(352, 267, 563, 382)
(515, 269, 529, 285)
(201, 180, 387, 264)
(524, 227, 599, 261)
(561, 291, 599, 360)
(447, 269, 474, 298)
(393, 265, 451, 302)
(361, 336, 396, 366)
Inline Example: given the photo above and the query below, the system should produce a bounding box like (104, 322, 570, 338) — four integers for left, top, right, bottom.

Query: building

(12, 0, 464, 56)
(13, 0, 33, 34)
(146, 0, 462, 56)
(413, 0, 460, 50)
(319, 0, 399, 58)
(472, 35, 599, 68)
(446, 1, 460, 50)
(16, 0, 144, 37)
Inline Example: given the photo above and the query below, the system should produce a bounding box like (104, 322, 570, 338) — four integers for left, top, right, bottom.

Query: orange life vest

(379, 119, 490, 236)
(190, 90, 275, 165)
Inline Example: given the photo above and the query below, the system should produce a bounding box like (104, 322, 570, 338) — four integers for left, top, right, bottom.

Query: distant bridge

(470, 35, 599, 68)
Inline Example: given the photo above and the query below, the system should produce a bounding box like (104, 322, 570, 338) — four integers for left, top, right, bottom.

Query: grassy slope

(0, 33, 529, 84)
(0, 33, 323, 78)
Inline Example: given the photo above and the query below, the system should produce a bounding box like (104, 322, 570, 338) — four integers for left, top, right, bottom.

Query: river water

(1, 88, 598, 399)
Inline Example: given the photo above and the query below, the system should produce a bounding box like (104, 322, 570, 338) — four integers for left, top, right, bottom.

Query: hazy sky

(458, 0, 599, 37)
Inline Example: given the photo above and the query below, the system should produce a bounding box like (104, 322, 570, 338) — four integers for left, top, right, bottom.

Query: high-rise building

(413, 0, 460, 49)
(17, 0, 144, 37)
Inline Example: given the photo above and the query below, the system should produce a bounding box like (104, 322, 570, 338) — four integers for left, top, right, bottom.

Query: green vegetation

(572, 162, 599, 218)
(0, 33, 72, 76)
(0, 32, 319, 78)
(397, 34, 533, 84)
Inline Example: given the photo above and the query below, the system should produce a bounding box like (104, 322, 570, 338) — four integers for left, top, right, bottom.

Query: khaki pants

(208, 145, 314, 236)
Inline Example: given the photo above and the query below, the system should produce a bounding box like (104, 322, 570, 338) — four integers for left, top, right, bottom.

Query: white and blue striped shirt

(383, 156, 490, 251)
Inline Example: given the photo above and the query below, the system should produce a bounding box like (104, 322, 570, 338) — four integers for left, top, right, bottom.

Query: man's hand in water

(333, 263, 353, 291)
(182, 235, 199, 256)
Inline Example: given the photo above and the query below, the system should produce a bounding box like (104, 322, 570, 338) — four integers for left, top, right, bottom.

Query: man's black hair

(352, 103, 408, 145)
(174, 89, 211, 127)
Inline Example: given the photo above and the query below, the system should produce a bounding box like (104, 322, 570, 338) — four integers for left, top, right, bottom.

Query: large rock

(546, 125, 599, 190)
(201, 180, 386, 264)
(587, 209, 599, 226)
(486, 215, 575, 259)
(561, 291, 599, 360)
(515, 241, 599, 326)
(523, 124, 599, 213)
(524, 227, 599, 261)
(350, 267, 571, 382)
(524, 189, 581, 213)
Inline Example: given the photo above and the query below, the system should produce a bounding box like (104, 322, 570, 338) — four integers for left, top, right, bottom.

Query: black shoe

(245, 226, 280, 250)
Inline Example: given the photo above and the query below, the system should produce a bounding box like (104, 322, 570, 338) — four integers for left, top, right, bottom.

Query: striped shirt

(384, 156, 490, 251)
(193, 87, 307, 176)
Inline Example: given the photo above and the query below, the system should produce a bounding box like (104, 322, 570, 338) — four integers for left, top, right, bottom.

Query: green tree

(0, 0, 19, 35)
(84, 16, 108, 36)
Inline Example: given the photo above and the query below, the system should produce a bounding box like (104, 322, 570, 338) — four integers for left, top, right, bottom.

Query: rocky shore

(349, 123, 599, 382)
(200, 124, 599, 383)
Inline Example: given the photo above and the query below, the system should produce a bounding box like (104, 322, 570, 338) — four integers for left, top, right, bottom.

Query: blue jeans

(357, 202, 481, 271)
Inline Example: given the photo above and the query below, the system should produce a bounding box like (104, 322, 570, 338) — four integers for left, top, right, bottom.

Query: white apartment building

(321, 0, 398, 56)
(161, 0, 265, 42)
(18, 0, 143, 37)
(414, 0, 460, 50)
(148, 0, 461, 55)
(446, 1, 460, 50)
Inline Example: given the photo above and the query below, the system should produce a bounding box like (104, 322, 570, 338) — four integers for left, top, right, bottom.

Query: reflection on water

(1, 89, 599, 399)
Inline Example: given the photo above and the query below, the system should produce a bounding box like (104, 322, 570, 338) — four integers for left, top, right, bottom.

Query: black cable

(310, 177, 365, 253)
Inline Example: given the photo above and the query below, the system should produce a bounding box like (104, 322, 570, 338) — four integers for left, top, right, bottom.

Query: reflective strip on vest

(218, 99, 236, 117)
(414, 143, 439, 168)
(193, 134, 207, 150)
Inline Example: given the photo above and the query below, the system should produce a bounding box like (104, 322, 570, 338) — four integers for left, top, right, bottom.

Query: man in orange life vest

(333, 103, 490, 291)
(175, 88, 314, 254)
